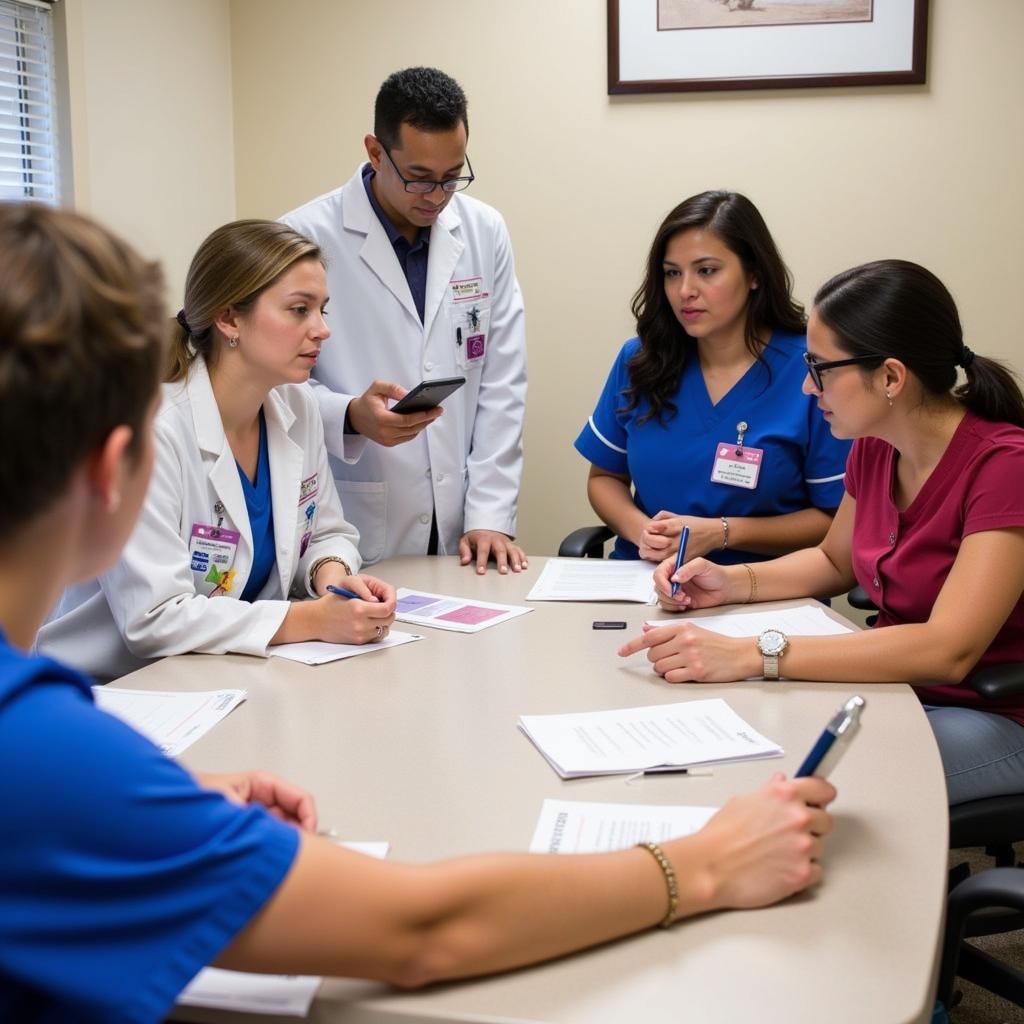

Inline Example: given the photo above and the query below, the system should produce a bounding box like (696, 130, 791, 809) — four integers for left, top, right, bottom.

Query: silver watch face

(759, 629, 786, 656)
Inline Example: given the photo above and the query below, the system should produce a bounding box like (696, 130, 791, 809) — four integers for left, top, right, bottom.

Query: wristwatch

(757, 628, 789, 680)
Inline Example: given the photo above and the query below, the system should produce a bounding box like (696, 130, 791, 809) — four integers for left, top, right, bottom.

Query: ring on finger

(374, 624, 383, 640)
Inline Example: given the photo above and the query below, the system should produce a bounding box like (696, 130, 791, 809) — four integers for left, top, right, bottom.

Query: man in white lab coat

(282, 67, 527, 574)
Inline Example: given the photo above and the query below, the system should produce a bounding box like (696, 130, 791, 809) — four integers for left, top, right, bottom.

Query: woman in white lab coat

(38, 220, 396, 680)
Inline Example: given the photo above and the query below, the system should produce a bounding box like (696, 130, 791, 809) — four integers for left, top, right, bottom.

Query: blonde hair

(168, 219, 323, 382)
(0, 203, 165, 536)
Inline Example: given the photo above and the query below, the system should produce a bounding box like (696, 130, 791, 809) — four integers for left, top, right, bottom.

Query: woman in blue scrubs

(575, 191, 851, 565)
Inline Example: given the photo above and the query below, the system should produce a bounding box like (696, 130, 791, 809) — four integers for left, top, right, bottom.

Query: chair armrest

(938, 868, 1024, 1006)
(558, 525, 614, 559)
(970, 662, 1024, 700)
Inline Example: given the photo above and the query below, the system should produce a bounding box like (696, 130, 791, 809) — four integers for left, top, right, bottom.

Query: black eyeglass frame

(379, 144, 475, 195)
(802, 350, 884, 391)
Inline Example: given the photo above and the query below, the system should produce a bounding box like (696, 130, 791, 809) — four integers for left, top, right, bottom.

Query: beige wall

(228, 0, 1024, 555)
(63, 0, 1024, 556)
(60, 0, 236, 302)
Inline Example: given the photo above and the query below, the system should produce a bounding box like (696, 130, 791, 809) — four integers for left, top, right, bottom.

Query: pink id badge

(189, 523, 240, 575)
(710, 442, 764, 489)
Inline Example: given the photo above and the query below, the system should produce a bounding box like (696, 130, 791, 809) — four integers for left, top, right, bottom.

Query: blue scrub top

(574, 332, 851, 562)
(0, 631, 299, 1024)
(238, 410, 275, 603)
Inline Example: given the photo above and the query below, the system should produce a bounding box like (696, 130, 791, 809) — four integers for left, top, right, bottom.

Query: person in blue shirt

(38, 219, 399, 681)
(0, 203, 834, 1024)
(575, 191, 851, 564)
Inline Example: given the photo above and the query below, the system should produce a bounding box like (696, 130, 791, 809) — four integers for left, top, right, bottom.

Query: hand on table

(618, 619, 760, 683)
(458, 530, 528, 575)
(197, 770, 318, 832)
(347, 380, 443, 447)
(316, 574, 397, 643)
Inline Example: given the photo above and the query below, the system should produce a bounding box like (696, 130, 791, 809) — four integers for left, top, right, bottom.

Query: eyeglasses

(803, 350, 884, 391)
(379, 144, 475, 194)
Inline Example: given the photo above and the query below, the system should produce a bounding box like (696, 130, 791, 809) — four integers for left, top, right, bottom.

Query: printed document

(394, 587, 531, 633)
(530, 799, 717, 854)
(519, 698, 782, 778)
(527, 557, 656, 603)
(178, 840, 388, 1016)
(269, 629, 422, 665)
(93, 687, 245, 756)
(646, 604, 855, 638)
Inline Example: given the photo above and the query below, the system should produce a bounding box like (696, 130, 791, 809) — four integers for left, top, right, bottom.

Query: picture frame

(608, 0, 929, 95)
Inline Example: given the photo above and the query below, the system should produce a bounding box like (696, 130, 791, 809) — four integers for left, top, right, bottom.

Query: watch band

(762, 652, 781, 681)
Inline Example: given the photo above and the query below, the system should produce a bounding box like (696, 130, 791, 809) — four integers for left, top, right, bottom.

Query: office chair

(558, 524, 613, 559)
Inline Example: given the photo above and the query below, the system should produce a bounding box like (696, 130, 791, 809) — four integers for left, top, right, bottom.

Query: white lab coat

(281, 164, 527, 563)
(37, 358, 362, 681)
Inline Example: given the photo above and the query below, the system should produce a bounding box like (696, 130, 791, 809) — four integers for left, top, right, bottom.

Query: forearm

(219, 832, 712, 987)
(588, 474, 648, 547)
(773, 621, 981, 685)
(270, 601, 319, 645)
(741, 546, 854, 603)
(726, 508, 835, 557)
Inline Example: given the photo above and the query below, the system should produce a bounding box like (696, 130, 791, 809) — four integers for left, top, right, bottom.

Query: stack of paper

(530, 799, 717, 854)
(526, 558, 656, 603)
(519, 698, 782, 778)
(93, 687, 245, 756)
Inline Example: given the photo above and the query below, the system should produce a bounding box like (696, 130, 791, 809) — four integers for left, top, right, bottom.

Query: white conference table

(138, 555, 948, 1024)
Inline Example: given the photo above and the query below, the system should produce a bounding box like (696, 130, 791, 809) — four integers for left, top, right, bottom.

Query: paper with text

(527, 557, 657, 603)
(519, 698, 782, 778)
(646, 604, 855, 638)
(530, 799, 718, 854)
(269, 630, 422, 664)
(394, 588, 531, 633)
(93, 687, 245, 756)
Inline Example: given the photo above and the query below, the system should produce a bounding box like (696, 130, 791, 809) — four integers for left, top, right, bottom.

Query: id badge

(189, 523, 240, 595)
(449, 277, 490, 370)
(710, 442, 764, 489)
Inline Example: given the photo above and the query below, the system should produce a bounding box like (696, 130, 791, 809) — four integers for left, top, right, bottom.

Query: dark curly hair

(374, 67, 469, 148)
(625, 191, 805, 425)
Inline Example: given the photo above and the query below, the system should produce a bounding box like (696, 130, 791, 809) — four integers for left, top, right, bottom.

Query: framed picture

(608, 0, 929, 95)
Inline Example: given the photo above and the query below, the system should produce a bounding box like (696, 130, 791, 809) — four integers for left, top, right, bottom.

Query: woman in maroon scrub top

(629, 260, 1024, 806)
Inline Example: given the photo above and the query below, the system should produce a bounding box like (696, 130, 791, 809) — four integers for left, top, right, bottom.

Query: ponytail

(955, 354, 1024, 428)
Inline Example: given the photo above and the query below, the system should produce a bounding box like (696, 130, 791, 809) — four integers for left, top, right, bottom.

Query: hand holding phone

(390, 376, 466, 415)
(795, 695, 865, 778)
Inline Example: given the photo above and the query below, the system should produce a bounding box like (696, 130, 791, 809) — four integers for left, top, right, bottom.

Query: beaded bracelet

(742, 563, 758, 604)
(308, 555, 352, 592)
(636, 841, 679, 928)
(720, 516, 730, 550)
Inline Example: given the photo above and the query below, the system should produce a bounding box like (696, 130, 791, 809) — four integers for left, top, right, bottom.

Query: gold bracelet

(308, 555, 352, 591)
(720, 516, 730, 550)
(742, 563, 758, 604)
(636, 841, 679, 928)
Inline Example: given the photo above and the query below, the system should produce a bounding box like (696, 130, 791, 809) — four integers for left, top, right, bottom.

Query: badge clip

(735, 421, 748, 456)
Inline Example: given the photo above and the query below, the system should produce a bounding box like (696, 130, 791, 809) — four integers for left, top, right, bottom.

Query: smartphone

(794, 695, 865, 778)
(390, 376, 466, 415)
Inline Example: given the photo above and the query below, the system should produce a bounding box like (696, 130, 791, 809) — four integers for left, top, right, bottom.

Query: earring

(229, 336, 239, 349)
(885, 391, 893, 407)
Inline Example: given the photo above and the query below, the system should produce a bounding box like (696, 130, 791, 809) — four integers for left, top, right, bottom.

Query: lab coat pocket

(336, 479, 388, 564)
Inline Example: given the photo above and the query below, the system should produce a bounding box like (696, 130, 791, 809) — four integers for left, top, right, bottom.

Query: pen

(670, 525, 690, 598)
(326, 584, 362, 600)
(795, 695, 866, 778)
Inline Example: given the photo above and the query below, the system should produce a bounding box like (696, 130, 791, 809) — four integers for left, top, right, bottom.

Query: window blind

(0, 0, 58, 203)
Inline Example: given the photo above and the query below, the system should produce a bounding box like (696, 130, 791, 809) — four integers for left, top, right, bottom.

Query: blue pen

(795, 695, 866, 778)
(326, 584, 362, 600)
(670, 525, 690, 598)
